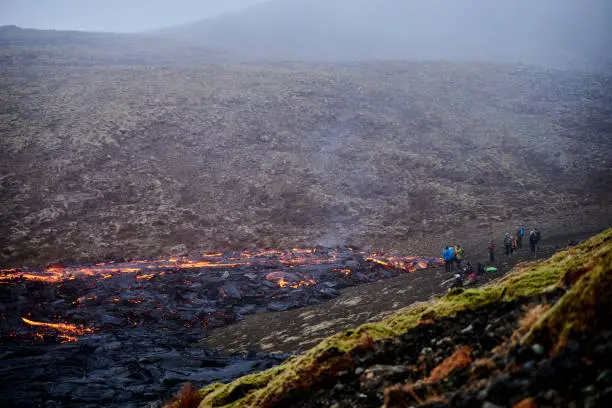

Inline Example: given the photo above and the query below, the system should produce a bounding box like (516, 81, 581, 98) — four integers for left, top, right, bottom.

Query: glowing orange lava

(21, 317, 95, 338)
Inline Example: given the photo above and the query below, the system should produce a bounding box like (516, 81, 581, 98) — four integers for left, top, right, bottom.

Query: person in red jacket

(488, 240, 496, 263)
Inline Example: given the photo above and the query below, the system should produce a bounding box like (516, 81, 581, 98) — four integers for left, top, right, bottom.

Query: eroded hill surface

(2, 48, 611, 266)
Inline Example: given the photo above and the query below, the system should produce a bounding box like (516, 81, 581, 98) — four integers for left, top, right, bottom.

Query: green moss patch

(523, 236, 612, 351)
(199, 228, 611, 408)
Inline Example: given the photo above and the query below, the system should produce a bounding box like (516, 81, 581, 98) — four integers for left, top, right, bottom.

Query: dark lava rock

(359, 364, 412, 390)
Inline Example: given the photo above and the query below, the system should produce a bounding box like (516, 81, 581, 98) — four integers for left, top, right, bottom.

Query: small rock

(512, 398, 537, 408)
(471, 359, 497, 378)
(531, 344, 545, 355)
(482, 402, 504, 408)
(100, 315, 123, 326)
(169, 244, 187, 256)
(98, 341, 122, 352)
(360, 364, 411, 390)
(461, 324, 474, 334)
(436, 337, 454, 347)
(420, 347, 434, 356)
(597, 369, 611, 383)
(582, 385, 595, 394)
(355, 367, 364, 375)
(221, 271, 230, 279)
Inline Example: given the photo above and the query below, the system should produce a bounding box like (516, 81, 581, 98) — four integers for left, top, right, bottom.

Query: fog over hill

(162, 0, 612, 71)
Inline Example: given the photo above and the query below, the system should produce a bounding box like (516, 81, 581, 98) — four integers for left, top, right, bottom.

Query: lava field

(0, 247, 442, 407)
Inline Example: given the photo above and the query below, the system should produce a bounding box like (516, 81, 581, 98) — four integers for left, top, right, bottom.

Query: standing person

(518, 225, 525, 248)
(488, 240, 496, 263)
(455, 245, 464, 269)
(512, 236, 518, 254)
(450, 245, 456, 272)
(534, 228, 541, 254)
(529, 229, 538, 257)
(442, 246, 451, 272)
(504, 233, 512, 256)
(477, 261, 486, 276)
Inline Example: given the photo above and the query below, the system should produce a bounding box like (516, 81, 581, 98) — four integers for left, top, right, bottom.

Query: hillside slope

(1, 52, 611, 266)
(191, 228, 612, 408)
(162, 0, 612, 71)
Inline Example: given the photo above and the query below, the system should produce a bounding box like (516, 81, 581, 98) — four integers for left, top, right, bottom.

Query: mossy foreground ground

(182, 228, 612, 408)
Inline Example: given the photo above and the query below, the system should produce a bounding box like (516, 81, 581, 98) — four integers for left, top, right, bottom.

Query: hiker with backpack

(504, 232, 512, 256)
(455, 245, 464, 269)
(450, 245, 456, 271)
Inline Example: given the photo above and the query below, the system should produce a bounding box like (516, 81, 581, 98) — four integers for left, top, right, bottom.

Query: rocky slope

(191, 227, 612, 408)
(2, 36, 611, 266)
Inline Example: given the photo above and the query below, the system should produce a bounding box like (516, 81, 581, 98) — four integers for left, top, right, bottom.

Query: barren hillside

(1, 31, 611, 266)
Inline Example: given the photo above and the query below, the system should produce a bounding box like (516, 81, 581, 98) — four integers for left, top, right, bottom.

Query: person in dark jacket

(477, 262, 486, 276)
(504, 233, 512, 256)
(488, 240, 496, 263)
(529, 228, 541, 257)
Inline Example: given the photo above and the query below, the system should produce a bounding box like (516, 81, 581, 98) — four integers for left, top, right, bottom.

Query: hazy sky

(0, 0, 268, 32)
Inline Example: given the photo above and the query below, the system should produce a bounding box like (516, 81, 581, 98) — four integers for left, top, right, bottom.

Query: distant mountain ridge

(159, 0, 612, 71)
(0, 25, 229, 66)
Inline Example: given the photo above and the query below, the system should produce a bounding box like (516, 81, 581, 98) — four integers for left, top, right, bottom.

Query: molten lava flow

(1, 247, 443, 290)
(365, 255, 442, 272)
(21, 317, 95, 341)
(178, 260, 241, 269)
(265, 271, 317, 289)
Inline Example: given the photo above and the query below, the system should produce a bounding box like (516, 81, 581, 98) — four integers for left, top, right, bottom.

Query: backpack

(535, 231, 541, 242)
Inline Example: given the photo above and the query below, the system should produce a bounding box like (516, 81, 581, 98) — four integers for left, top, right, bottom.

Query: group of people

(442, 244, 464, 272)
(488, 226, 542, 262)
(442, 226, 543, 292)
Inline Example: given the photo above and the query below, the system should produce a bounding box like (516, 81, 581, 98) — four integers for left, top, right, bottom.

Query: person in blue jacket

(517, 225, 526, 248)
(442, 246, 452, 272)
